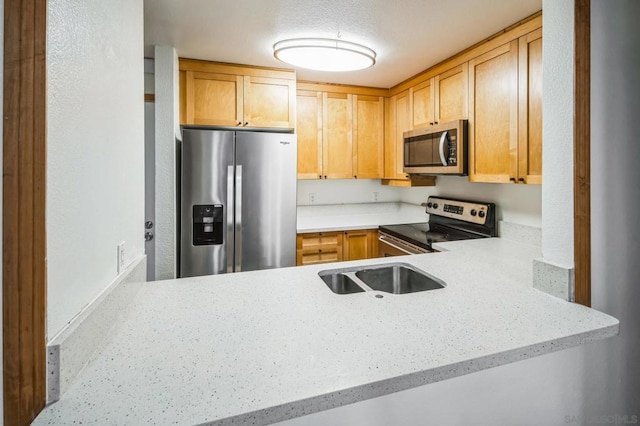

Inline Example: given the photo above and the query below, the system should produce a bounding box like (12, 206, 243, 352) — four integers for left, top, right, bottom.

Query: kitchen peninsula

(34, 237, 618, 425)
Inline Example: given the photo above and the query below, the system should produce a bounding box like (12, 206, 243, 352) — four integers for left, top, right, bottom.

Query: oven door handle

(378, 235, 426, 255)
(438, 131, 449, 166)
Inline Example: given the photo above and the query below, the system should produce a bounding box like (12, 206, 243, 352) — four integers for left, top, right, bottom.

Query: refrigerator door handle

(226, 165, 234, 273)
(235, 165, 243, 272)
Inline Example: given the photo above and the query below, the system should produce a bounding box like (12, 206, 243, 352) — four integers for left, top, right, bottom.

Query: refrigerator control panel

(193, 205, 223, 246)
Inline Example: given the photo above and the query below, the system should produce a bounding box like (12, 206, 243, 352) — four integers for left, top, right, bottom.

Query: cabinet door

(185, 71, 243, 126)
(436, 63, 468, 123)
(468, 41, 519, 183)
(296, 91, 323, 179)
(322, 92, 353, 179)
(411, 78, 435, 129)
(518, 29, 543, 184)
(395, 91, 411, 179)
(384, 90, 411, 180)
(243, 76, 296, 128)
(343, 230, 376, 261)
(353, 95, 384, 179)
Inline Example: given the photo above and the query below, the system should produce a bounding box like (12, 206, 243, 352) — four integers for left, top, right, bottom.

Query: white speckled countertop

(297, 202, 427, 232)
(34, 238, 618, 425)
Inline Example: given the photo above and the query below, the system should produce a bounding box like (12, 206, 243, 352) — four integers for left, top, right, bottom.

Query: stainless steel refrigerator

(179, 128, 297, 277)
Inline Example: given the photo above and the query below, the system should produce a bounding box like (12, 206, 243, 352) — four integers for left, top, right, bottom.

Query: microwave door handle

(438, 131, 449, 166)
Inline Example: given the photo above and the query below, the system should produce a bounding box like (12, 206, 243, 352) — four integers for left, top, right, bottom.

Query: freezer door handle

(226, 165, 234, 273)
(235, 165, 243, 272)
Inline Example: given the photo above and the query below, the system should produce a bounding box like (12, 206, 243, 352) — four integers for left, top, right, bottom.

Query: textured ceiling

(144, 0, 542, 88)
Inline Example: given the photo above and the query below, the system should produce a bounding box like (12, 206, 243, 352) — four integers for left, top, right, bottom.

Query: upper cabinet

(353, 95, 384, 179)
(437, 64, 469, 123)
(296, 83, 385, 180)
(467, 30, 542, 184)
(411, 64, 468, 129)
(323, 92, 353, 179)
(384, 90, 410, 180)
(296, 90, 323, 179)
(179, 59, 296, 129)
(468, 41, 519, 183)
(518, 28, 543, 184)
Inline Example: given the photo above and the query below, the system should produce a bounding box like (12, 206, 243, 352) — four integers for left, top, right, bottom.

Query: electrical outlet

(373, 192, 379, 202)
(309, 193, 317, 204)
(117, 242, 125, 274)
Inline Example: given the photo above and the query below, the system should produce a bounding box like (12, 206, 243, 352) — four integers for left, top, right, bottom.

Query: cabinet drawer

(296, 248, 343, 266)
(296, 232, 343, 250)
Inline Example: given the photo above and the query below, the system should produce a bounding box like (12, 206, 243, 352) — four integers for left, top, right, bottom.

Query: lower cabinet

(296, 229, 379, 266)
(343, 229, 378, 261)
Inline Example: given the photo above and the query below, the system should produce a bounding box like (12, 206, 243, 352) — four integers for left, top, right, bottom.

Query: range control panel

(192, 204, 223, 246)
(423, 197, 492, 225)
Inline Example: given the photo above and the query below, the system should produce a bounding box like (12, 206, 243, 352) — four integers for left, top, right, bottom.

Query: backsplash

(297, 179, 401, 205)
(297, 176, 542, 228)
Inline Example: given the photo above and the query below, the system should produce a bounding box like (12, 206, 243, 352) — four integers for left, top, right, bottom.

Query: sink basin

(355, 264, 445, 294)
(319, 272, 365, 294)
(318, 262, 445, 295)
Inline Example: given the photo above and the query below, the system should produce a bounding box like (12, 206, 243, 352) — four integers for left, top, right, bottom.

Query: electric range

(378, 196, 497, 255)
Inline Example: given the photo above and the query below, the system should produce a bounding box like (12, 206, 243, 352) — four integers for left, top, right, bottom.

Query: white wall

(297, 180, 401, 205)
(298, 177, 542, 228)
(541, 0, 575, 267)
(153, 46, 180, 280)
(47, 0, 145, 338)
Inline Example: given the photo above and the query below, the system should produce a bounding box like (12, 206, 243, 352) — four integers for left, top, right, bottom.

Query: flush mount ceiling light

(273, 38, 376, 72)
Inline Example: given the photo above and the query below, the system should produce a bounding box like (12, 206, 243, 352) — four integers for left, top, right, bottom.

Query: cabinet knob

(509, 177, 516, 182)
(244, 122, 249, 126)
(324, 175, 327, 179)
(318, 174, 322, 179)
(518, 178, 526, 183)
(237, 121, 242, 126)
(429, 122, 434, 125)
(434, 121, 438, 124)
(354, 175, 357, 179)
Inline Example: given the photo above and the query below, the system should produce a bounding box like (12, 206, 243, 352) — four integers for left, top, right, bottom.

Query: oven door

(378, 231, 431, 257)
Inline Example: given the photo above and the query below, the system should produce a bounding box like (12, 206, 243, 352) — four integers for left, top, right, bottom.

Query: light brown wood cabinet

(468, 41, 519, 183)
(296, 84, 384, 180)
(296, 90, 323, 179)
(468, 31, 542, 184)
(353, 95, 384, 179)
(323, 92, 354, 179)
(296, 229, 379, 266)
(517, 28, 543, 184)
(179, 59, 296, 129)
(411, 64, 468, 129)
(296, 231, 343, 266)
(343, 229, 378, 261)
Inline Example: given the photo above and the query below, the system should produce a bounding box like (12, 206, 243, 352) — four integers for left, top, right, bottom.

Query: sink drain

(375, 294, 384, 299)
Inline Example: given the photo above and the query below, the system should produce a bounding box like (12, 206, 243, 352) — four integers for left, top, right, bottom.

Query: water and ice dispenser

(192, 205, 223, 245)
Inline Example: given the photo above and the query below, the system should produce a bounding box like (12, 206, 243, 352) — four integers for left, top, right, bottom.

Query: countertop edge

(209, 322, 619, 425)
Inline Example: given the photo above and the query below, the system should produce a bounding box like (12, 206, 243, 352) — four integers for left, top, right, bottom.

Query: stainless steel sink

(355, 264, 445, 294)
(319, 272, 365, 294)
(318, 262, 445, 295)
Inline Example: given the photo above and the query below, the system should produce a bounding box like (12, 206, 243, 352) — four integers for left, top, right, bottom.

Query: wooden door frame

(3, 0, 48, 424)
(0, 1, 592, 423)
(574, 0, 591, 306)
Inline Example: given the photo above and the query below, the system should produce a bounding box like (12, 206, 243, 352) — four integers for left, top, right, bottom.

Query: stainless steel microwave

(403, 119, 468, 175)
